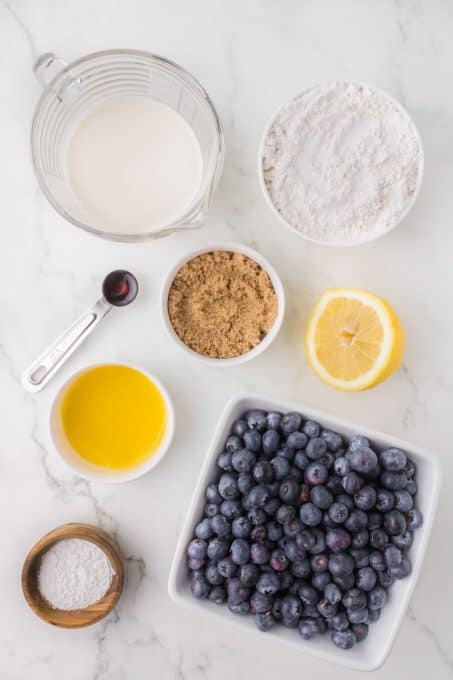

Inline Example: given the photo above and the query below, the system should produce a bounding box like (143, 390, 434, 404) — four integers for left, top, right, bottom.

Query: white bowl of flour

(258, 81, 424, 246)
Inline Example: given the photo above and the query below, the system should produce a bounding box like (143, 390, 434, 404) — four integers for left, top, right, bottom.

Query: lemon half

(305, 288, 404, 391)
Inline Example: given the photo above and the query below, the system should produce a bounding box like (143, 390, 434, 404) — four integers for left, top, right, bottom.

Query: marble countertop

(1, 1, 452, 678)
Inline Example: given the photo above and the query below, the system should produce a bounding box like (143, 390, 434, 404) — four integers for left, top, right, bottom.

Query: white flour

(38, 538, 114, 610)
(262, 82, 422, 244)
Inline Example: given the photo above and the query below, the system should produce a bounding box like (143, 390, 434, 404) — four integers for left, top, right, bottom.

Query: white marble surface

(1, 0, 452, 677)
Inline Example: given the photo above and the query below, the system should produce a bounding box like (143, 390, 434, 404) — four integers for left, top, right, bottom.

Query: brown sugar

(167, 250, 278, 359)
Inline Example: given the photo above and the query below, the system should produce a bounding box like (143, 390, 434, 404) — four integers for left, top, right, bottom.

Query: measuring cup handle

(21, 298, 112, 393)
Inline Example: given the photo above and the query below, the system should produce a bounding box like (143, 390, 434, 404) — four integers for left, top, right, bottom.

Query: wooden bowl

(22, 523, 124, 628)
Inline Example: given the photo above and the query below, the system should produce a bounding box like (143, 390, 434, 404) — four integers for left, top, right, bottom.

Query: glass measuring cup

(31, 49, 224, 242)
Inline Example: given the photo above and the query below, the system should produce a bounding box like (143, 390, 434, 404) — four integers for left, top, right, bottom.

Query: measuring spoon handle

(21, 298, 112, 393)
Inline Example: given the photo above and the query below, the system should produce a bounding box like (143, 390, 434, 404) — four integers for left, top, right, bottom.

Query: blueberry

(248, 507, 267, 526)
(231, 516, 251, 539)
(328, 502, 349, 524)
(287, 431, 308, 450)
(299, 502, 322, 527)
(326, 475, 344, 496)
(297, 529, 316, 551)
(369, 551, 385, 572)
(298, 483, 311, 503)
(343, 588, 367, 611)
(369, 528, 389, 550)
(392, 530, 413, 550)
(379, 448, 407, 471)
(345, 509, 368, 532)
(238, 563, 259, 587)
(368, 586, 387, 610)
(333, 572, 355, 590)
(378, 570, 395, 588)
(191, 577, 210, 599)
(347, 607, 368, 624)
(207, 537, 229, 561)
(328, 552, 354, 577)
(321, 430, 343, 452)
(367, 511, 382, 530)
(279, 571, 293, 590)
(232, 419, 248, 437)
(384, 544, 402, 568)
(342, 471, 364, 495)
(266, 411, 282, 430)
(349, 435, 370, 452)
(204, 503, 219, 518)
(237, 472, 254, 495)
(276, 504, 296, 524)
(368, 607, 381, 623)
(383, 510, 407, 536)
(303, 420, 320, 438)
(232, 448, 256, 473)
(406, 479, 418, 495)
(266, 520, 283, 542)
(206, 483, 223, 504)
(195, 518, 214, 540)
(217, 556, 237, 578)
(218, 473, 240, 500)
(225, 435, 243, 454)
(350, 548, 370, 568)
(308, 528, 326, 554)
(381, 470, 408, 491)
(406, 508, 423, 530)
(187, 538, 208, 560)
(227, 578, 250, 605)
(229, 538, 249, 565)
(349, 446, 378, 475)
(266, 480, 280, 497)
(310, 485, 333, 510)
(331, 629, 356, 649)
(220, 499, 242, 519)
(352, 622, 369, 642)
(298, 584, 319, 606)
(272, 597, 283, 619)
(252, 461, 273, 484)
(294, 451, 310, 471)
(303, 603, 321, 618)
(390, 556, 412, 579)
(281, 412, 303, 435)
(311, 553, 328, 572)
(257, 572, 280, 595)
(299, 619, 318, 639)
(282, 538, 304, 563)
(290, 558, 311, 578)
(354, 485, 376, 511)
(326, 528, 351, 552)
(205, 563, 224, 585)
(282, 616, 299, 629)
(276, 446, 294, 462)
(306, 437, 328, 461)
(325, 582, 342, 605)
(304, 462, 328, 486)
(250, 543, 270, 565)
(187, 557, 205, 570)
(250, 591, 273, 614)
(405, 459, 417, 478)
(208, 585, 227, 604)
(250, 525, 267, 543)
(247, 484, 270, 508)
(287, 466, 303, 483)
(255, 611, 275, 631)
(210, 514, 231, 536)
(228, 600, 250, 615)
(262, 429, 280, 456)
(356, 566, 377, 592)
(263, 497, 280, 516)
(270, 548, 290, 572)
(334, 457, 351, 477)
(317, 598, 337, 619)
(279, 479, 300, 504)
(281, 594, 302, 621)
(271, 456, 290, 480)
(217, 451, 233, 471)
(352, 529, 369, 549)
(242, 430, 262, 453)
(246, 409, 267, 432)
(331, 611, 349, 631)
(283, 517, 303, 538)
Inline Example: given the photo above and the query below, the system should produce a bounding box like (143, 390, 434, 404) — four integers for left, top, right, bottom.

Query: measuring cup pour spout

(21, 271, 138, 393)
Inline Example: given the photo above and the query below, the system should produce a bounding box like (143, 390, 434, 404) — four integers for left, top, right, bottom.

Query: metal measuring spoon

(21, 270, 138, 393)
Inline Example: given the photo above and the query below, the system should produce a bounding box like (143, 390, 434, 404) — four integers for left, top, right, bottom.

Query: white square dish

(168, 393, 441, 671)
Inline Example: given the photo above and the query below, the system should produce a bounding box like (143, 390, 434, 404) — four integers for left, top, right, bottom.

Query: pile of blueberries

(186, 409, 423, 650)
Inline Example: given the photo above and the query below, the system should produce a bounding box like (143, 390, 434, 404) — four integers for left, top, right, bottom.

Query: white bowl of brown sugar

(160, 242, 285, 366)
